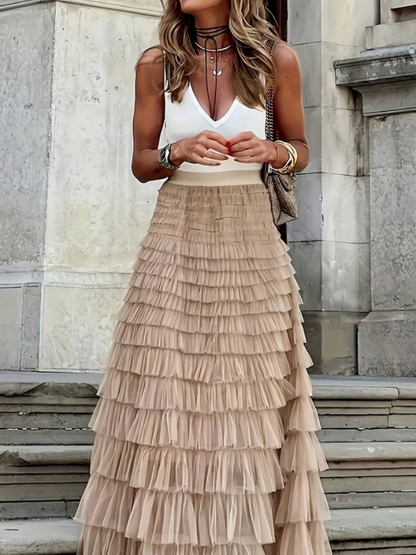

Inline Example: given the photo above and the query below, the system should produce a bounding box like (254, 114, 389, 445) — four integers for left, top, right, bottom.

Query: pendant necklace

(195, 42, 233, 77)
(194, 25, 234, 120)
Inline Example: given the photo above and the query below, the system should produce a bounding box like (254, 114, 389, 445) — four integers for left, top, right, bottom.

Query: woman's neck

(193, 13, 233, 50)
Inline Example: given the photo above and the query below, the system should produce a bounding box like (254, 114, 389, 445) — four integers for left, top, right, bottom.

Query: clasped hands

(169, 130, 288, 168)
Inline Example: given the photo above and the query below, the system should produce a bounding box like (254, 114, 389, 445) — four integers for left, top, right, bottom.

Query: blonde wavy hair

(158, 0, 282, 109)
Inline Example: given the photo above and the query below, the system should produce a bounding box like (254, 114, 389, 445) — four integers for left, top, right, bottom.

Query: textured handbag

(262, 40, 299, 228)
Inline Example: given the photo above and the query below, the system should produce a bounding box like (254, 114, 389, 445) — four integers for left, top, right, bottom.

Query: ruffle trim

(90, 438, 285, 494)
(77, 523, 331, 555)
(130, 260, 296, 288)
(106, 344, 313, 384)
(275, 521, 332, 555)
(90, 399, 285, 450)
(98, 371, 295, 413)
(280, 431, 328, 474)
(113, 325, 305, 356)
(77, 526, 274, 555)
(117, 303, 304, 336)
(138, 233, 289, 260)
(135, 248, 293, 273)
(76, 477, 277, 546)
(275, 471, 331, 525)
(126, 274, 299, 305)
(123, 288, 303, 317)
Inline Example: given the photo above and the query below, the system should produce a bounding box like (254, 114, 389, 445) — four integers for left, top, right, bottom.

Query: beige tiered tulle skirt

(74, 170, 332, 555)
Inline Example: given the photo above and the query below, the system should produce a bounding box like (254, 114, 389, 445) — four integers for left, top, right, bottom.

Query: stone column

(335, 4, 416, 377)
(0, 0, 161, 372)
(287, 0, 379, 374)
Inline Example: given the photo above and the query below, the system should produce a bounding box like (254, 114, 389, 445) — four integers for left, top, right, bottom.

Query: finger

(205, 139, 229, 155)
(233, 148, 258, 159)
(196, 144, 227, 161)
(229, 139, 255, 154)
(204, 131, 228, 146)
(193, 154, 222, 166)
(228, 131, 254, 146)
(234, 155, 264, 163)
(205, 150, 229, 161)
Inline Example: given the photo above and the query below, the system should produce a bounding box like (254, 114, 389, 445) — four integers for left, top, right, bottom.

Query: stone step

(1, 375, 416, 446)
(0, 446, 92, 520)
(322, 442, 416, 509)
(0, 518, 80, 555)
(324, 442, 416, 461)
(329, 507, 416, 554)
(313, 377, 416, 437)
(0, 376, 99, 446)
(329, 506, 416, 542)
(0, 445, 92, 466)
(1, 440, 416, 517)
(1, 508, 416, 555)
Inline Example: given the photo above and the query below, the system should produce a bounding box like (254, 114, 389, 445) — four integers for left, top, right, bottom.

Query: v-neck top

(162, 63, 267, 174)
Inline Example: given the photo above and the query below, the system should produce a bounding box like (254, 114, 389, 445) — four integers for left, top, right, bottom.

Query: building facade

(1, 0, 415, 377)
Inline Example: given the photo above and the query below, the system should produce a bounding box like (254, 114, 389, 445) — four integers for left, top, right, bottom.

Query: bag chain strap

(265, 39, 277, 144)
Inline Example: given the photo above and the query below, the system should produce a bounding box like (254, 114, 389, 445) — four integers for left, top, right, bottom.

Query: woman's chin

(179, 0, 223, 15)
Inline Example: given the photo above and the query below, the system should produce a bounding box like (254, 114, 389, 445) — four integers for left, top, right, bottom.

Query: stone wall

(0, 0, 162, 372)
(0, 4, 55, 371)
(287, 0, 379, 374)
(335, 5, 416, 377)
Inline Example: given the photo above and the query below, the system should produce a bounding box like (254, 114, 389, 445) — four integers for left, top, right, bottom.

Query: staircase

(315, 376, 416, 555)
(0, 373, 416, 555)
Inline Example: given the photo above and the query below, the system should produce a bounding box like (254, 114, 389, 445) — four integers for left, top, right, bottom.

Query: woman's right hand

(169, 131, 229, 167)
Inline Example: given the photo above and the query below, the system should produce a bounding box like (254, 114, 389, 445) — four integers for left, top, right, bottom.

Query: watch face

(166, 145, 171, 162)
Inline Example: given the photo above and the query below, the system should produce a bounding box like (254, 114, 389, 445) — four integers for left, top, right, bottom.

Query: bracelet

(278, 140, 298, 168)
(158, 143, 182, 170)
(269, 140, 298, 175)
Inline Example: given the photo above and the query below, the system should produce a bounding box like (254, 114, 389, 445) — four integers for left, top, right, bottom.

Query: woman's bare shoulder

(272, 42, 301, 78)
(135, 45, 165, 93)
(137, 45, 164, 66)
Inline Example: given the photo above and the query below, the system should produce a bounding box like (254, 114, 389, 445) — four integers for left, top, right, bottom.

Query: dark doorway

(265, 0, 288, 40)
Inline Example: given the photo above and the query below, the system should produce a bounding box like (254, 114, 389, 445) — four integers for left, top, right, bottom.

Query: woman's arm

(131, 47, 173, 184)
(272, 42, 309, 172)
(229, 42, 309, 173)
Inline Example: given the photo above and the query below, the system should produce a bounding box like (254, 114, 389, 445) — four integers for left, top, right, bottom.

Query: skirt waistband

(166, 169, 264, 187)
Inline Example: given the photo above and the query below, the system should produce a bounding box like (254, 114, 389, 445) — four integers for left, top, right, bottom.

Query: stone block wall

(287, 0, 379, 374)
(0, 0, 162, 372)
(335, 9, 416, 377)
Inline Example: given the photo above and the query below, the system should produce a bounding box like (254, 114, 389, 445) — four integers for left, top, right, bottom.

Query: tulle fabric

(74, 179, 332, 555)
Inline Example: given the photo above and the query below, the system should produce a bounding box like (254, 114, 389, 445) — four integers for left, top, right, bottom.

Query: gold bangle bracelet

(276, 140, 298, 169)
(270, 141, 297, 174)
(269, 146, 295, 175)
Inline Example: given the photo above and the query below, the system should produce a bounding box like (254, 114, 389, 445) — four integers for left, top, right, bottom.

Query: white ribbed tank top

(162, 62, 266, 174)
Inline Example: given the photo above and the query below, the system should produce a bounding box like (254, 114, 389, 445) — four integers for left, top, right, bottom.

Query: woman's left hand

(227, 132, 280, 165)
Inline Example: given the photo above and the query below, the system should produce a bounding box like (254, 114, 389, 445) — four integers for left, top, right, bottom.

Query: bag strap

(162, 49, 167, 92)
(265, 39, 277, 142)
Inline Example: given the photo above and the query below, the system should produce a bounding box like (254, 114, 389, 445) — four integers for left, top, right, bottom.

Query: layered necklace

(194, 24, 234, 120)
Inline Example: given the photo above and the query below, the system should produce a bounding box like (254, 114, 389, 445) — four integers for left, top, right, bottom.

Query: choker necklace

(194, 24, 232, 120)
(195, 42, 233, 53)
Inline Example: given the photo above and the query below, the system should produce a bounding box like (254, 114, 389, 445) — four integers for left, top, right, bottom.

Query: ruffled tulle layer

(106, 344, 313, 384)
(90, 438, 285, 494)
(75, 180, 331, 555)
(77, 522, 332, 555)
(98, 370, 294, 413)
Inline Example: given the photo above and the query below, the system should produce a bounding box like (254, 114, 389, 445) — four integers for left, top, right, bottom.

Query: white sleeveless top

(162, 64, 266, 173)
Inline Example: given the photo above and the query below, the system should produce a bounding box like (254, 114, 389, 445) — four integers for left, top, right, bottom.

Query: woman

(74, 1, 332, 554)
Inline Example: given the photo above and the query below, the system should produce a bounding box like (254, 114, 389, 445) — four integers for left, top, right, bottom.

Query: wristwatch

(158, 143, 182, 170)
